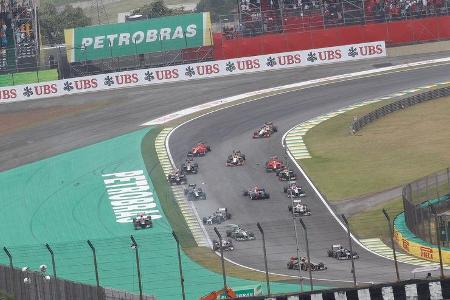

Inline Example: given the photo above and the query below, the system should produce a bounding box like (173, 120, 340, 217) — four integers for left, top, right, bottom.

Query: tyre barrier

(236, 278, 449, 300)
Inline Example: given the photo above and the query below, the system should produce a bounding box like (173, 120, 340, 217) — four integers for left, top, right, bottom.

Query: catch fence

(0, 264, 155, 300)
(351, 85, 450, 133)
(402, 168, 450, 245)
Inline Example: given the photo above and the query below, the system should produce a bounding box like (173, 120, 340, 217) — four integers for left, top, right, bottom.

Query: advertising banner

(64, 12, 212, 63)
(0, 41, 386, 104)
(394, 224, 450, 263)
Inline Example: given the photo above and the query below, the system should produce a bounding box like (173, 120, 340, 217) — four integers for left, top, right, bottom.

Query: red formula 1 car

(253, 122, 278, 138)
(188, 142, 211, 157)
(265, 156, 284, 172)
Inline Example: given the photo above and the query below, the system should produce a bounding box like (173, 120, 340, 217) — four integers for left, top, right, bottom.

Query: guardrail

(0, 264, 155, 300)
(351, 85, 450, 133)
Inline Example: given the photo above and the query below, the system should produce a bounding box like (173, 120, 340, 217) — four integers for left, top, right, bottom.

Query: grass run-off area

(0, 69, 58, 87)
(301, 95, 450, 239)
(302, 95, 450, 202)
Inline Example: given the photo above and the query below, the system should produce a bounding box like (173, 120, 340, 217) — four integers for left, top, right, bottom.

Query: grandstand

(220, 0, 450, 37)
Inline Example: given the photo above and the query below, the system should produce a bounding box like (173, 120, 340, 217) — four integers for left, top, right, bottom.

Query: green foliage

(132, 0, 186, 18)
(195, 0, 236, 21)
(39, 4, 91, 45)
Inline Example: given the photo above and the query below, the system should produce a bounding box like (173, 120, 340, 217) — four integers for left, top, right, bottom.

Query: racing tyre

(288, 205, 292, 212)
(272, 126, 278, 132)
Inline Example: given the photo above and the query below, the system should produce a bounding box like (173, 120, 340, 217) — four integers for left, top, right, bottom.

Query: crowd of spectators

(225, 0, 448, 38)
(369, 0, 448, 21)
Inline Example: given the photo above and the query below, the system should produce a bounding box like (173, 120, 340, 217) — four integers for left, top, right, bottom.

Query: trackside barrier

(0, 41, 386, 104)
(0, 264, 155, 300)
(351, 84, 450, 132)
(235, 278, 450, 300)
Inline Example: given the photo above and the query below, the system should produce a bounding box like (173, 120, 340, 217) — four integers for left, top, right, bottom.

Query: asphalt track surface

(168, 61, 450, 286)
(1, 51, 450, 287)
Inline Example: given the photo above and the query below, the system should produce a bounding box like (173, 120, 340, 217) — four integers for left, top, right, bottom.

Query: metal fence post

(87, 240, 102, 300)
(430, 206, 445, 279)
(213, 227, 227, 291)
(130, 235, 143, 300)
(342, 215, 357, 287)
(257, 222, 270, 296)
(3, 247, 12, 268)
(299, 219, 313, 291)
(172, 231, 186, 300)
(45, 243, 56, 278)
(382, 209, 400, 281)
(292, 216, 303, 292)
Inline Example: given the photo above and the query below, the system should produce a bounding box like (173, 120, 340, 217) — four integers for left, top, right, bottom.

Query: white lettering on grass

(102, 170, 162, 223)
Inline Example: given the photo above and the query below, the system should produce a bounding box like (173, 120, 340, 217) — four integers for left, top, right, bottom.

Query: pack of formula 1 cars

(327, 244, 359, 260)
(202, 208, 232, 225)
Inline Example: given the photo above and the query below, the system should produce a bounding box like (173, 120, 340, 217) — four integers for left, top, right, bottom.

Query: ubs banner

(64, 12, 212, 63)
(0, 41, 387, 103)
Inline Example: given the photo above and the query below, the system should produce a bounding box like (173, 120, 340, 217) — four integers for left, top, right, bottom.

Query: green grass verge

(141, 127, 197, 248)
(0, 290, 14, 300)
(301, 96, 450, 202)
(348, 197, 403, 241)
(0, 69, 58, 87)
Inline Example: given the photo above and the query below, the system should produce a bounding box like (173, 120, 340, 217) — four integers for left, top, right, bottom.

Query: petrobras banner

(64, 12, 213, 63)
(0, 41, 386, 104)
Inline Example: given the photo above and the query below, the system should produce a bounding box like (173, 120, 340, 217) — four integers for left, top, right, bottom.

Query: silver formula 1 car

(203, 208, 232, 225)
(225, 224, 256, 241)
(284, 182, 306, 198)
(327, 244, 359, 260)
(184, 184, 206, 200)
(288, 199, 311, 216)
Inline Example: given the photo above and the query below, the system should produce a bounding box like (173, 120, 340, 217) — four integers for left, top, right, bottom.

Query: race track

(1, 51, 450, 290)
(168, 62, 450, 285)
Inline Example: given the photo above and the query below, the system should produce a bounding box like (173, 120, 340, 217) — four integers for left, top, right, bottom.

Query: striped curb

(285, 81, 450, 266)
(285, 81, 450, 161)
(360, 238, 450, 268)
(154, 128, 209, 247)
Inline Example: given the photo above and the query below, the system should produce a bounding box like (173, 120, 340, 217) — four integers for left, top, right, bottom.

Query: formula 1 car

(225, 224, 256, 241)
(287, 257, 327, 271)
(184, 184, 206, 200)
(167, 170, 187, 185)
(253, 122, 278, 138)
(212, 239, 234, 251)
(288, 199, 311, 216)
(132, 214, 153, 230)
(243, 186, 270, 200)
(327, 244, 359, 260)
(226, 150, 246, 167)
(276, 168, 297, 181)
(203, 208, 232, 225)
(283, 182, 306, 198)
(265, 156, 284, 172)
(188, 142, 211, 157)
(181, 159, 199, 174)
